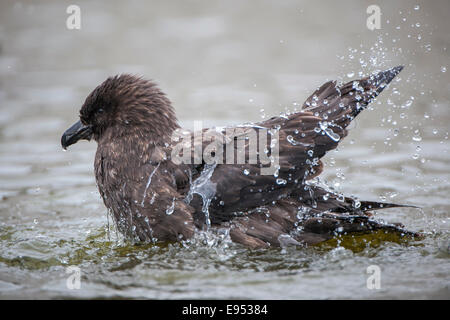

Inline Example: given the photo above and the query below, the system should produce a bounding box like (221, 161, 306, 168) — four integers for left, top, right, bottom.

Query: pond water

(0, 0, 449, 299)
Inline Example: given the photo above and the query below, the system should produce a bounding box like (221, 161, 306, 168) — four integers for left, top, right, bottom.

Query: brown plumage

(61, 66, 418, 249)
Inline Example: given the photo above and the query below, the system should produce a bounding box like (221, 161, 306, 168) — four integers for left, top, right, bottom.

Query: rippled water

(0, 0, 449, 299)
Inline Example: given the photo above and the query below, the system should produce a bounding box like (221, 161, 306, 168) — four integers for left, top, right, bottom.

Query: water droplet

(347, 72, 355, 78)
(329, 158, 336, 167)
(296, 206, 310, 220)
(319, 122, 340, 142)
(260, 108, 266, 119)
(165, 199, 175, 215)
(414, 5, 420, 10)
(185, 163, 217, 229)
(441, 66, 447, 73)
(276, 178, 287, 185)
(286, 135, 295, 145)
(243, 169, 250, 176)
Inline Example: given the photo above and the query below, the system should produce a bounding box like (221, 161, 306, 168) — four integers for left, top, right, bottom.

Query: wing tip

(370, 65, 404, 89)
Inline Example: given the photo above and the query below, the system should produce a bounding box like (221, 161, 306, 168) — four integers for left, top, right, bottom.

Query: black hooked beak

(61, 120, 93, 149)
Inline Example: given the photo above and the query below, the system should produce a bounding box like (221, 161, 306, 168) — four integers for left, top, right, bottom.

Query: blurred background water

(0, 0, 449, 299)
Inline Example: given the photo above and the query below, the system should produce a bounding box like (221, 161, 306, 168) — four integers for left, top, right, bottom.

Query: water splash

(287, 135, 310, 146)
(319, 122, 341, 142)
(185, 163, 218, 229)
(166, 197, 175, 215)
(278, 234, 302, 252)
(141, 162, 161, 207)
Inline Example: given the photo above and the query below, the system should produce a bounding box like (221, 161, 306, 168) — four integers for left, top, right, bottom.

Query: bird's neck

(97, 125, 176, 166)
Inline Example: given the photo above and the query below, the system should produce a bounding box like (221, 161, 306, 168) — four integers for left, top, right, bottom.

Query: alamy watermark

(170, 121, 280, 176)
(366, 265, 381, 289)
(366, 5, 381, 30)
(66, 266, 81, 290)
(66, 5, 81, 30)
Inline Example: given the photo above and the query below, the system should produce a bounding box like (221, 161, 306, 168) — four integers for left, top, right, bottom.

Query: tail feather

(291, 185, 417, 215)
(359, 200, 418, 212)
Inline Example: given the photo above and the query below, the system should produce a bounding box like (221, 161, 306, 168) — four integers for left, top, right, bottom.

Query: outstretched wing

(184, 66, 403, 224)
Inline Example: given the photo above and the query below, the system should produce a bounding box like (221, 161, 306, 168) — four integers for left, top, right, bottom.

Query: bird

(61, 66, 419, 249)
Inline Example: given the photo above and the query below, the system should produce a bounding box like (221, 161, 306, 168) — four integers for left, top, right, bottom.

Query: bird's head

(61, 74, 179, 149)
